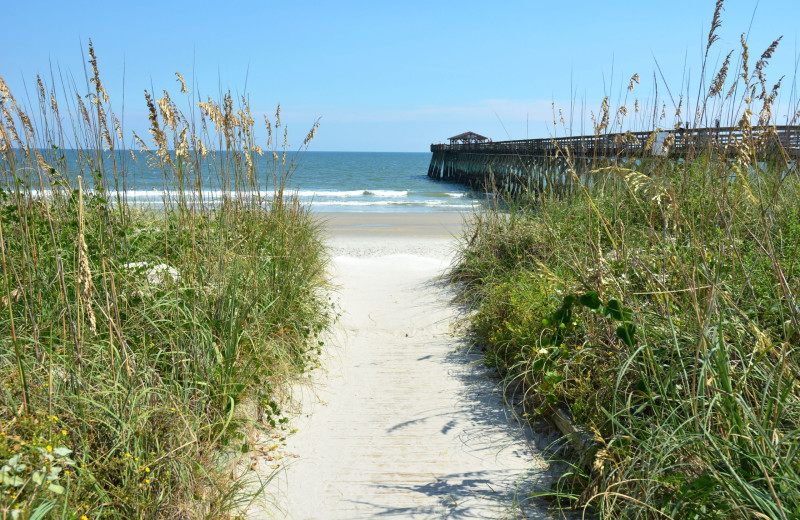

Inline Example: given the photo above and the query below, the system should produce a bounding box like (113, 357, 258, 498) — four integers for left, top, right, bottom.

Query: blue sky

(2, 0, 799, 152)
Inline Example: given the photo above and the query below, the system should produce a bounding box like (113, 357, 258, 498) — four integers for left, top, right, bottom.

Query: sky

(2, 0, 799, 152)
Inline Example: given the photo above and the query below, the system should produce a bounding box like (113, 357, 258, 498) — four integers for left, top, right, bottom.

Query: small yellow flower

(62, 429, 67, 435)
(145, 479, 151, 484)
(145, 467, 150, 473)
(46, 445, 53, 452)
(81, 516, 88, 520)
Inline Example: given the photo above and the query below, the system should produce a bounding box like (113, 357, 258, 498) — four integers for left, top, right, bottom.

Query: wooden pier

(428, 126, 800, 196)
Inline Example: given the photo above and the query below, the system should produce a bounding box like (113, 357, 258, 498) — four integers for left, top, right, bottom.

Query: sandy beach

(255, 211, 552, 519)
(319, 211, 467, 258)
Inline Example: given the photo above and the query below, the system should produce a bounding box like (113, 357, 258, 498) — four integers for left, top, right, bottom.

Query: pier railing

(431, 125, 800, 159)
(428, 125, 799, 197)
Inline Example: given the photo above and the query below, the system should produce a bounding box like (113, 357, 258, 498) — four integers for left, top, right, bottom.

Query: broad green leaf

(579, 291, 601, 310)
(604, 300, 624, 320)
(47, 483, 65, 494)
(53, 447, 73, 458)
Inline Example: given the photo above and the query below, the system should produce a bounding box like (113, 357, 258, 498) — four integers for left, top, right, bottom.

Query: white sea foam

(313, 200, 474, 207)
(294, 189, 410, 198)
(22, 187, 475, 209)
(362, 190, 409, 197)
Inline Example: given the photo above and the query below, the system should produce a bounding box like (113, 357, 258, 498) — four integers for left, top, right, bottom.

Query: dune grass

(0, 44, 331, 519)
(451, 5, 800, 519)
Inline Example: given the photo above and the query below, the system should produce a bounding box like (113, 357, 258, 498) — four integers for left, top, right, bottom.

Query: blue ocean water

(103, 151, 476, 213)
(282, 151, 475, 212)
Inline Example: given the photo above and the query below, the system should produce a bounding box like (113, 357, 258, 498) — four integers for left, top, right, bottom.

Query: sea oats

(157, 90, 178, 131)
(175, 72, 189, 93)
(76, 93, 92, 126)
(739, 107, 753, 129)
(706, 0, 724, 56)
(34, 150, 51, 173)
(132, 131, 150, 154)
(757, 78, 783, 127)
(113, 114, 124, 142)
(198, 98, 223, 132)
(36, 76, 46, 104)
(660, 133, 675, 155)
(594, 97, 610, 134)
(282, 127, 288, 166)
(264, 115, 273, 148)
(240, 96, 255, 127)
(194, 135, 208, 157)
(756, 37, 782, 75)
(145, 90, 170, 163)
(0, 128, 9, 157)
(740, 33, 750, 83)
(0, 74, 10, 101)
(627, 73, 640, 91)
(88, 40, 109, 103)
(176, 126, 190, 162)
(644, 129, 660, 153)
(303, 120, 320, 146)
(17, 109, 34, 141)
(77, 177, 96, 334)
(2, 105, 19, 146)
(223, 92, 235, 128)
(709, 50, 733, 98)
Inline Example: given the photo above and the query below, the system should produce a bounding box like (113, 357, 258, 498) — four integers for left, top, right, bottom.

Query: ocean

(50, 151, 477, 213)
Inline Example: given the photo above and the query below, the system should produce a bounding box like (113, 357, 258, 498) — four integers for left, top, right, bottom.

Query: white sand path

(254, 213, 555, 519)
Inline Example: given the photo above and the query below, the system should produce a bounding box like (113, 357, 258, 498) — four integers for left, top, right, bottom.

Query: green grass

(450, 6, 800, 519)
(1, 45, 331, 518)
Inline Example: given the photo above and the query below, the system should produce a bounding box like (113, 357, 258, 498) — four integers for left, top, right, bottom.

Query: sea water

(30, 150, 477, 213)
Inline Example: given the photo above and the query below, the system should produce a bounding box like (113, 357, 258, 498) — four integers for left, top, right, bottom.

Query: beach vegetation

(451, 3, 800, 518)
(0, 43, 331, 518)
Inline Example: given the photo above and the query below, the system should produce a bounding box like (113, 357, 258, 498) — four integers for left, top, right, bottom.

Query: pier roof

(448, 131, 488, 144)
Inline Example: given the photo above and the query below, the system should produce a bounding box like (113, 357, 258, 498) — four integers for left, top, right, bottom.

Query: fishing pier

(428, 127, 800, 196)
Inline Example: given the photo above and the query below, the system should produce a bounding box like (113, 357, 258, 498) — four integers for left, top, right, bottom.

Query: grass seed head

(627, 73, 640, 91)
(709, 50, 733, 98)
(706, 0, 724, 56)
(175, 72, 188, 94)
